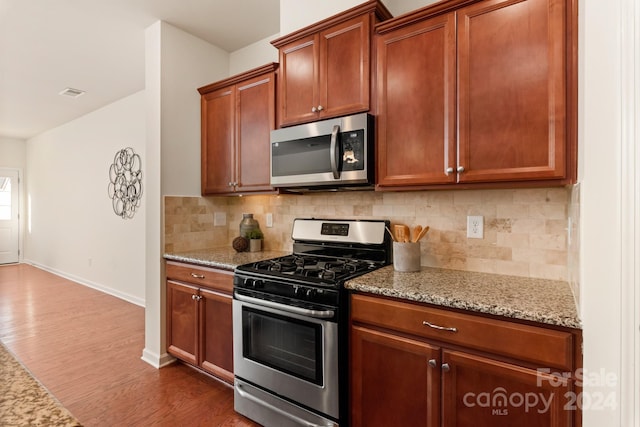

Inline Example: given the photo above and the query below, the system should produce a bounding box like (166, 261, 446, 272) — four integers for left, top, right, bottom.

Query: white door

(0, 169, 19, 264)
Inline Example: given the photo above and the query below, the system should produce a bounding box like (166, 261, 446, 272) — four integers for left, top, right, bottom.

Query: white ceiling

(0, 0, 280, 140)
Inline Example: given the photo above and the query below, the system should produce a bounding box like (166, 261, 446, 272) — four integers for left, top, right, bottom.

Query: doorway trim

(0, 167, 22, 264)
(620, 0, 640, 423)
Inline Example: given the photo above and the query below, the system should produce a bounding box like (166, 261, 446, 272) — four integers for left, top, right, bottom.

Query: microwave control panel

(341, 129, 365, 171)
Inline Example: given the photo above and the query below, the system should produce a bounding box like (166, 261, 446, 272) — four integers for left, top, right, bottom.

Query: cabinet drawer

(166, 261, 233, 294)
(351, 293, 573, 370)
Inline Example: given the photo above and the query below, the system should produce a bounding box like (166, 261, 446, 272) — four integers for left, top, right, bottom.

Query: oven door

(232, 292, 339, 421)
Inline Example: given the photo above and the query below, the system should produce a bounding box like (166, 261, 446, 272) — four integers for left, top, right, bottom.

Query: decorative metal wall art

(108, 147, 143, 219)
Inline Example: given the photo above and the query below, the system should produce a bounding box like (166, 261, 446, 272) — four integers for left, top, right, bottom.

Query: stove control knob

(305, 288, 317, 299)
(243, 278, 263, 289)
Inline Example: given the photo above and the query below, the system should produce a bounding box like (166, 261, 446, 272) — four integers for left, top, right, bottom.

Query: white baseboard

(141, 348, 175, 368)
(22, 260, 145, 307)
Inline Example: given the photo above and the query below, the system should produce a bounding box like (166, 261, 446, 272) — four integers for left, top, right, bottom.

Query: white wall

(160, 23, 230, 197)
(24, 91, 146, 305)
(580, 0, 640, 424)
(230, 33, 280, 76)
(143, 21, 231, 368)
(381, 0, 439, 16)
(0, 137, 26, 169)
(279, 0, 362, 34)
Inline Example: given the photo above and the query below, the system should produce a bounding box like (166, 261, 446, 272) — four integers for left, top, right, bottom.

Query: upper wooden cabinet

(375, 0, 577, 189)
(198, 63, 278, 195)
(271, 1, 392, 127)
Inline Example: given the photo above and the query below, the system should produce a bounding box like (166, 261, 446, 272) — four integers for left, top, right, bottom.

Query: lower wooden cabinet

(351, 326, 440, 427)
(441, 350, 571, 426)
(166, 261, 233, 384)
(350, 293, 581, 427)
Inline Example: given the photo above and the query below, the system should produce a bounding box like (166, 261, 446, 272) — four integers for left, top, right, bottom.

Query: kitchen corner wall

(166, 186, 578, 283)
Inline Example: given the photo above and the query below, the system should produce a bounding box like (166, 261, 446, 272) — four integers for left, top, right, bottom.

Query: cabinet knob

(191, 294, 197, 300)
(190, 273, 205, 279)
(441, 363, 451, 372)
(228, 182, 233, 187)
(428, 359, 437, 368)
(445, 167, 454, 175)
(311, 106, 317, 113)
(457, 166, 465, 173)
(317, 105, 324, 111)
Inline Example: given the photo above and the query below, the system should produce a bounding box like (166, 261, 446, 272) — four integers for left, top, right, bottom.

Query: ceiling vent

(59, 87, 86, 98)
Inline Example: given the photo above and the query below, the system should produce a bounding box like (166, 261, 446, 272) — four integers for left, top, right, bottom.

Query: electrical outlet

(265, 213, 273, 228)
(467, 215, 483, 239)
(214, 212, 226, 226)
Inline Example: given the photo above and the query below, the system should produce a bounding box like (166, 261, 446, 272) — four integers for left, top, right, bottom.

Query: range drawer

(166, 261, 233, 294)
(350, 293, 573, 370)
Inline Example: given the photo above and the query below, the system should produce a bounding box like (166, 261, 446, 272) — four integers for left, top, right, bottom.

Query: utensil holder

(393, 242, 421, 272)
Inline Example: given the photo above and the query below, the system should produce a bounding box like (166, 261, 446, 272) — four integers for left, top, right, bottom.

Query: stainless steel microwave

(270, 113, 374, 190)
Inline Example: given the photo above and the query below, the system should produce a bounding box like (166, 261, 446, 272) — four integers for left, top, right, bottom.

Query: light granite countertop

(345, 266, 581, 329)
(164, 247, 289, 271)
(164, 249, 581, 330)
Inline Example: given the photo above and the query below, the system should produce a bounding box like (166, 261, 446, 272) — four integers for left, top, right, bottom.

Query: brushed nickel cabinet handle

(311, 106, 317, 113)
(317, 105, 324, 111)
(445, 167, 454, 175)
(428, 359, 437, 368)
(422, 320, 458, 333)
(190, 273, 205, 279)
(457, 166, 465, 173)
(441, 363, 451, 372)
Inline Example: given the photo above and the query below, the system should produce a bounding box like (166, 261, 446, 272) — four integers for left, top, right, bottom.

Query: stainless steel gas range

(232, 218, 392, 427)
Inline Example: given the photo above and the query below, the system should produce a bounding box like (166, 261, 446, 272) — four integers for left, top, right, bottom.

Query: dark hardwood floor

(0, 263, 259, 427)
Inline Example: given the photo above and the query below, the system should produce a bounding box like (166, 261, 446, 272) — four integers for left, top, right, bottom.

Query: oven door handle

(236, 382, 333, 427)
(234, 293, 335, 319)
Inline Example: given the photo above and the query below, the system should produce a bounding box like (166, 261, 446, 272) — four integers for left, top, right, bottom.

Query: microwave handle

(330, 124, 341, 179)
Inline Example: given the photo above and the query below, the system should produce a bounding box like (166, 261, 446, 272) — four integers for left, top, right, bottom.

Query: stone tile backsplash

(165, 187, 575, 282)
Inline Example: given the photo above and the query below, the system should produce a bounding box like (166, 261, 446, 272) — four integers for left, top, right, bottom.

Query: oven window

(242, 307, 323, 385)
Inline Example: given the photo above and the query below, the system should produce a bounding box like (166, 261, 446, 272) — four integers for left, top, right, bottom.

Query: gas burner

(235, 219, 391, 293)
(247, 255, 380, 284)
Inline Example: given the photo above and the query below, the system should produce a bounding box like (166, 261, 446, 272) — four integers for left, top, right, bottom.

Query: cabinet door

(166, 281, 199, 365)
(376, 13, 457, 187)
(457, 0, 567, 183)
(278, 34, 319, 126)
(442, 350, 572, 427)
(199, 287, 234, 384)
(319, 14, 370, 119)
(236, 72, 276, 193)
(350, 325, 440, 427)
(201, 86, 235, 195)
